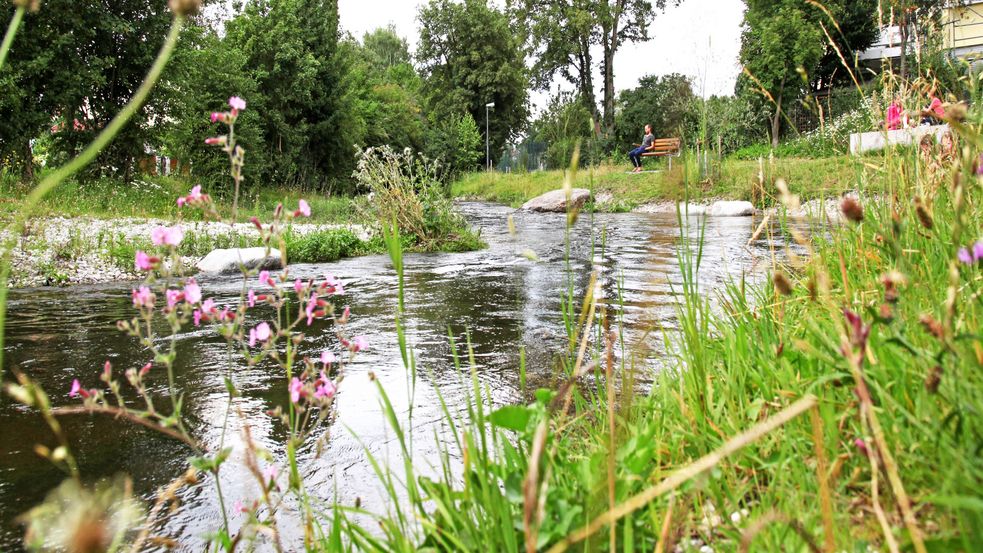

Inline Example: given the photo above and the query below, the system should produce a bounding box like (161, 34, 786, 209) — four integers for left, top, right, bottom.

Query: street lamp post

(485, 102, 495, 171)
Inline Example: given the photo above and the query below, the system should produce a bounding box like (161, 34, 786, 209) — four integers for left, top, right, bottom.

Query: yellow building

(942, 1, 983, 62)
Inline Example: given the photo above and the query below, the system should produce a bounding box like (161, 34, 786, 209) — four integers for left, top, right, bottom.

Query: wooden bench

(640, 138, 682, 170)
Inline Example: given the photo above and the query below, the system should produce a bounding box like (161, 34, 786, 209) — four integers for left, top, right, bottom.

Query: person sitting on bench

(628, 125, 655, 173)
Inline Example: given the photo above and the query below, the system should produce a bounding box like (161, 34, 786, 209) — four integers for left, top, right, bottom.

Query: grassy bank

(452, 154, 885, 209)
(332, 143, 982, 551)
(0, 171, 354, 225)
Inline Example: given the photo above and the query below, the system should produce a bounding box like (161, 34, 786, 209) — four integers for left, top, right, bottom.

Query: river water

(0, 202, 781, 550)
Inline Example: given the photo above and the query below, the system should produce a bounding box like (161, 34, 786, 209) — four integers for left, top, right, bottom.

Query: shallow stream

(0, 202, 783, 549)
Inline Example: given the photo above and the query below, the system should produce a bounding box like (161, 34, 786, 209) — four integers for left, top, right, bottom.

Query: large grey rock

(709, 200, 755, 217)
(522, 188, 591, 213)
(197, 247, 282, 274)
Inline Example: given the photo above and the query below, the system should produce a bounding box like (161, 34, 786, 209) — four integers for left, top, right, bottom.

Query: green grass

(452, 154, 886, 209)
(327, 142, 982, 551)
(0, 170, 356, 225)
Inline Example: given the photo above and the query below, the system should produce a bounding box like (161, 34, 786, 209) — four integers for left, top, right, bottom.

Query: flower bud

(925, 365, 943, 394)
(840, 196, 864, 223)
(919, 314, 944, 340)
(914, 197, 934, 230)
(168, 0, 201, 16)
(772, 271, 793, 296)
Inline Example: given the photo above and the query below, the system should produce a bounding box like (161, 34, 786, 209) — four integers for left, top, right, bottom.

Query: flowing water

(0, 202, 785, 550)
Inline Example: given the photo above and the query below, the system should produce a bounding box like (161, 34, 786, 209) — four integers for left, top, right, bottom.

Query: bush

(731, 105, 875, 160)
(353, 145, 483, 251)
(423, 113, 482, 181)
(284, 228, 366, 263)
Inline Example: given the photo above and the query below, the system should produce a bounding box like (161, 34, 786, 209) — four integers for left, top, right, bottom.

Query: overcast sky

(337, 0, 746, 109)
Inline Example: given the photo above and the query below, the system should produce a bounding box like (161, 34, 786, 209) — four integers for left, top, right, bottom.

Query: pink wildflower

(258, 270, 274, 287)
(165, 289, 183, 310)
(263, 464, 277, 483)
(183, 279, 202, 305)
(295, 199, 311, 217)
(210, 112, 222, 123)
(249, 322, 271, 347)
(289, 377, 304, 403)
(201, 298, 216, 313)
(315, 371, 336, 399)
(339, 305, 351, 323)
(193, 310, 202, 326)
(294, 279, 304, 295)
(131, 286, 155, 309)
(247, 289, 256, 308)
(347, 335, 369, 353)
(974, 241, 983, 261)
(140, 362, 152, 377)
(324, 274, 344, 295)
(151, 225, 184, 247)
(958, 248, 973, 264)
(854, 438, 870, 458)
(204, 136, 226, 146)
(320, 350, 336, 366)
(305, 297, 317, 326)
(69, 379, 81, 398)
(135, 251, 157, 271)
(229, 96, 246, 111)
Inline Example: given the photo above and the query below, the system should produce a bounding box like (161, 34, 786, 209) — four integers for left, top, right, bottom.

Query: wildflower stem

(51, 405, 200, 450)
(0, 7, 25, 72)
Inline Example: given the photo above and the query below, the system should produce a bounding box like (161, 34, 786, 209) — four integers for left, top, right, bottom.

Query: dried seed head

(914, 197, 934, 230)
(840, 196, 864, 223)
(773, 271, 793, 296)
(944, 102, 967, 122)
(919, 314, 945, 340)
(878, 303, 894, 322)
(925, 365, 943, 394)
(168, 0, 200, 16)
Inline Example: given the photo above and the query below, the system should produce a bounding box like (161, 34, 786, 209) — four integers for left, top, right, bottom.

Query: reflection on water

(0, 202, 781, 549)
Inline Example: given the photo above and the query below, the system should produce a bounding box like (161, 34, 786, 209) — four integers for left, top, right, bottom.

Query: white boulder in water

(708, 200, 755, 217)
(197, 247, 282, 274)
(522, 188, 591, 213)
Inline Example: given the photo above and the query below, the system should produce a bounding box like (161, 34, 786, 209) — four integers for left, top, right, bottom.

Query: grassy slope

(452, 155, 881, 209)
(0, 173, 354, 225)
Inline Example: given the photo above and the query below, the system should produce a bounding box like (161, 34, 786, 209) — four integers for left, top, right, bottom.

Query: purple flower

(974, 241, 983, 262)
(183, 278, 202, 305)
(151, 225, 184, 247)
(69, 379, 81, 398)
(958, 248, 973, 264)
(289, 377, 304, 403)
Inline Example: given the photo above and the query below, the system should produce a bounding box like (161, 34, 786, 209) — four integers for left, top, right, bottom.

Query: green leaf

(490, 405, 532, 431)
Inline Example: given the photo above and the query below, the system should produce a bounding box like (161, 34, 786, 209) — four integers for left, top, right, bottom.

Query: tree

(225, 0, 360, 190)
(417, 0, 529, 167)
(362, 25, 411, 72)
(531, 92, 595, 168)
(811, 1, 879, 89)
(515, 0, 677, 137)
(0, 0, 174, 181)
(614, 73, 697, 148)
(890, 1, 949, 81)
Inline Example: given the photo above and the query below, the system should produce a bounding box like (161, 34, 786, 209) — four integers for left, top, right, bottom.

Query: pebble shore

(6, 217, 370, 288)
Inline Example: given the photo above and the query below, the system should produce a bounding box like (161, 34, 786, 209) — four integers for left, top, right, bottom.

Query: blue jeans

(628, 146, 646, 168)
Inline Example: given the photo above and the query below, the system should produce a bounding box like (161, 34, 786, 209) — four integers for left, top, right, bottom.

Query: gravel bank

(7, 217, 371, 288)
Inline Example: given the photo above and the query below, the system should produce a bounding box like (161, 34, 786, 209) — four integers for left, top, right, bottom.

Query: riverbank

(452, 155, 881, 211)
(7, 216, 371, 287)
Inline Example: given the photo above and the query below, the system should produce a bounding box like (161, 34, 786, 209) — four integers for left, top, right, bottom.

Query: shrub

(284, 228, 366, 263)
(353, 145, 483, 251)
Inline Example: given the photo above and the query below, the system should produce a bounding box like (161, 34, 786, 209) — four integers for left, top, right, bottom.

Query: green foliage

(693, 94, 764, 154)
(0, 0, 173, 181)
(423, 113, 483, 179)
(353, 145, 484, 251)
(531, 92, 596, 168)
(161, 25, 267, 190)
(224, 0, 359, 190)
(738, 0, 878, 145)
(418, 0, 529, 167)
(283, 228, 367, 263)
(614, 73, 698, 147)
(361, 25, 411, 72)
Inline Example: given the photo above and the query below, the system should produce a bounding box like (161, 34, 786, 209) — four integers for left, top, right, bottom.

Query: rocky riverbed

(6, 217, 370, 288)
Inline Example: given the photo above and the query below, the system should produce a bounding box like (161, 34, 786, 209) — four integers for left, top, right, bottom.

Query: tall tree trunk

(602, 0, 625, 137)
(771, 88, 784, 149)
(577, 37, 602, 137)
(21, 140, 33, 183)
